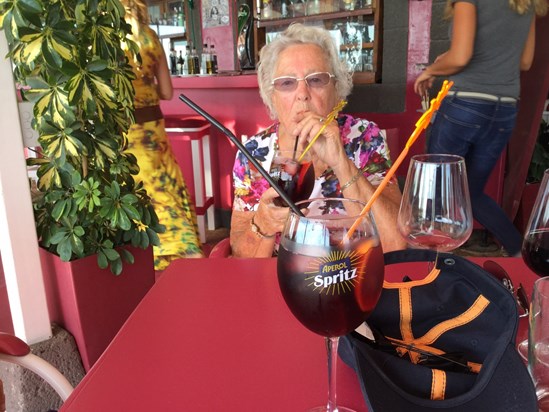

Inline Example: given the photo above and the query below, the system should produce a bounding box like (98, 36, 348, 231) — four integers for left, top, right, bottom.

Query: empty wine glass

(397, 154, 473, 254)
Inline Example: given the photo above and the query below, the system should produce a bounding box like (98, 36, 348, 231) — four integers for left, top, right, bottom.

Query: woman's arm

(332, 155, 406, 253)
(155, 46, 174, 100)
(293, 115, 407, 253)
(520, 15, 536, 71)
(230, 188, 289, 257)
(414, 1, 476, 95)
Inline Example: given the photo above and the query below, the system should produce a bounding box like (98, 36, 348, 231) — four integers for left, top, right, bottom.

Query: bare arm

(293, 115, 407, 253)
(414, 2, 476, 96)
(520, 16, 536, 71)
(230, 188, 290, 258)
(155, 47, 173, 100)
(331, 157, 406, 252)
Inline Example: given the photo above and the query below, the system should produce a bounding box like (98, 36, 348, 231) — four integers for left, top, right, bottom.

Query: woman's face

(271, 44, 337, 134)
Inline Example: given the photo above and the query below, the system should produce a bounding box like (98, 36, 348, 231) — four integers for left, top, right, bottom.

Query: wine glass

(277, 197, 384, 411)
(518, 168, 549, 361)
(397, 154, 473, 254)
(270, 150, 315, 207)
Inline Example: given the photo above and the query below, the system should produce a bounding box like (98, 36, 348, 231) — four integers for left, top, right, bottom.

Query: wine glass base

(518, 339, 528, 363)
(307, 406, 356, 412)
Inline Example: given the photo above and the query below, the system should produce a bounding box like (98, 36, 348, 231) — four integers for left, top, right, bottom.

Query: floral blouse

(232, 114, 393, 212)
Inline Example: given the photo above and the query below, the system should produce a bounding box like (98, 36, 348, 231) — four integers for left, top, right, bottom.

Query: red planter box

(40, 246, 155, 371)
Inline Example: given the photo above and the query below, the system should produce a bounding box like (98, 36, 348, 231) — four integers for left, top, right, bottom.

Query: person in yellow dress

(121, 0, 203, 269)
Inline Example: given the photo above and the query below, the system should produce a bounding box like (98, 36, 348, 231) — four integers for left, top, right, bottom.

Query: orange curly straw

(343, 80, 454, 242)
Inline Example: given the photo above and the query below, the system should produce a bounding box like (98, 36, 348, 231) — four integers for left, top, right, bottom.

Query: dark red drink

(270, 154, 314, 207)
(522, 228, 549, 277)
(277, 238, 384, 337)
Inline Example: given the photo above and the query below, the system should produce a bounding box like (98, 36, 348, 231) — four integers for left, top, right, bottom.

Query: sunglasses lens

(272, 77, 298, 91)
(272, 73, 332, 91)
(306, 72, 331, 88)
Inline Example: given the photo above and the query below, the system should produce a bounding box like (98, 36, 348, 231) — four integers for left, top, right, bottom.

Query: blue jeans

(427, 95, 522, 255)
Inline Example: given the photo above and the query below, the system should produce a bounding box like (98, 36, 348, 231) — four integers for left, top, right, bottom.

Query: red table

(60, 257, 537, 411)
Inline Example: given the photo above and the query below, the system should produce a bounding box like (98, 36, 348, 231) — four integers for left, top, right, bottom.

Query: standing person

(414, 0, 547, 256)
(230, 23, 406, 258)
(121, 0, 203, 269)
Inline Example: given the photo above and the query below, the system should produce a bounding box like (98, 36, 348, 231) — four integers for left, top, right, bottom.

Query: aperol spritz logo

(305, 250, 365, 294)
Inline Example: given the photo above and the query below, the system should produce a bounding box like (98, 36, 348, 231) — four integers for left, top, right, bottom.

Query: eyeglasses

(483, 260, 529, 318)
(271, 72, 335, 92)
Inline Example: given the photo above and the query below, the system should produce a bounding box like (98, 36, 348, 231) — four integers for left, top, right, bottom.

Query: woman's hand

(292, 111, 345, 169)
(253, 187, 291, 236)
(414, 69, 435, 98)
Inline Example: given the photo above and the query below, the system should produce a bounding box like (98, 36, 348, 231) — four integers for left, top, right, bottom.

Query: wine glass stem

(326, 336, 340, 412)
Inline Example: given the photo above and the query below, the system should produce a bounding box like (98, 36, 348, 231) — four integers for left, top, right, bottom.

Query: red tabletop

(60, 256, 537, 412)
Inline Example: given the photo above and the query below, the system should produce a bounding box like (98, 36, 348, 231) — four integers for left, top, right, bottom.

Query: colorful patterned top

(233, 114, 393, 212)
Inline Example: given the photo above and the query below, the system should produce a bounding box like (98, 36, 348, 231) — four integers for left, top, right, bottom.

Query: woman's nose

(295, 80, 311, 100)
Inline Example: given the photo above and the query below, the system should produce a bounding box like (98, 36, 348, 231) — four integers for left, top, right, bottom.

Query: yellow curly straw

(343, 80, 454, 242)
(297, 100, 347, 162)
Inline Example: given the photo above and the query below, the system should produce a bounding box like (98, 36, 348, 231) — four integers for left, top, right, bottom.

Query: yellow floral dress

(125, 25, 202, 270)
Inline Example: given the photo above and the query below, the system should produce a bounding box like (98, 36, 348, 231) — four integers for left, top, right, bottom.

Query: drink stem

(326, 336, 339, 411)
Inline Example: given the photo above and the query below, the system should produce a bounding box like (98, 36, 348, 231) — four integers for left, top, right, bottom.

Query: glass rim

(410, 154, 465, 164)
(292, 197, 370, 220)
(533, 276, 549, 298)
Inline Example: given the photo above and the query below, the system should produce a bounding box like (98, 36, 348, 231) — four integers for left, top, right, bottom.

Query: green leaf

(103, 248, 120, 261)
(110, 258, 122, 276)
(49, 230, 68, 244)
(146, 227, 160, 246)
(120, 248, 134, 264)
(70, 234, 84, 256)
(87, 60, 108, 72)
(97, 251, 108, 269)
(73, 226, 85, 236)
(51, 198, 67, 221)
(118, 209, 131, 230)
(57, 238, 73, 261)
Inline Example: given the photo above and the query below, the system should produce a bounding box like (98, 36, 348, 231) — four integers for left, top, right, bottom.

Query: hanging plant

(0, 0, 164, 275)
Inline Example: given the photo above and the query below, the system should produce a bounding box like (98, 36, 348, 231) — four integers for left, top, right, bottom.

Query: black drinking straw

(178, 94, 304, 216)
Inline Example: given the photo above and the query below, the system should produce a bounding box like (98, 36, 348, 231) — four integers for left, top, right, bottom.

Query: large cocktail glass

(277, 197, 384, 411)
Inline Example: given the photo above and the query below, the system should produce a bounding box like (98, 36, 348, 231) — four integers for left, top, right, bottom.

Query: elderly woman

(230, 23, 405, 257)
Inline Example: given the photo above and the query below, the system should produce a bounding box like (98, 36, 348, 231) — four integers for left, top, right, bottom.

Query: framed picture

(202, 0, 230, 28)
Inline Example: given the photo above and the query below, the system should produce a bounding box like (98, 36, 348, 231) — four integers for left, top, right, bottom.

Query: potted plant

(0, 0, 164, 274)
(0, 0, 164, 369)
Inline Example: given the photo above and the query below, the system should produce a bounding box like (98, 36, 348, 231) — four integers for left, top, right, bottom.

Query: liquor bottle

(210, 44, 218, 74)
(185, 45, 193, 74)
(170, 49, 177, 75)
(281, 0, 288, 17)
(177, 51, 184, 75)
(201, 43, 210, 75)
(191, 46, 200, 75)
(177, 6, 184, 27)
(205, 44, 213, 74)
